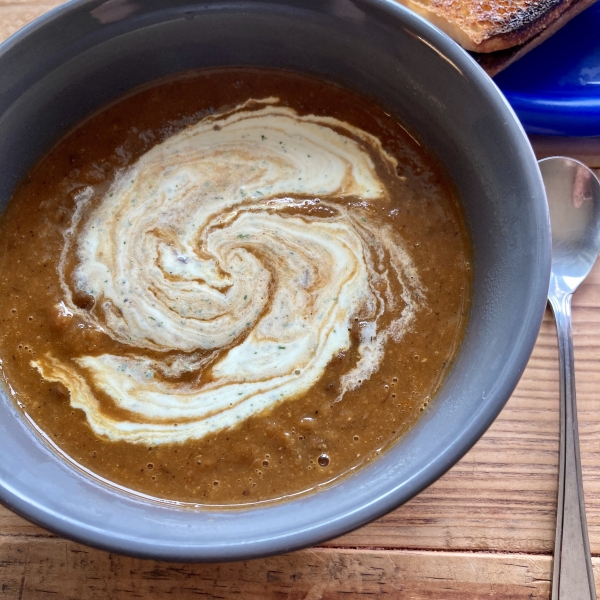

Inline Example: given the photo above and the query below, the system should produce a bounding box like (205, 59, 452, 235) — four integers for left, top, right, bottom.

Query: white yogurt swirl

(33, 99, 424, 445)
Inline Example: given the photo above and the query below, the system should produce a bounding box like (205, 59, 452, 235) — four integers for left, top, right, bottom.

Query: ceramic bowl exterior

(0, 0, 550, 561)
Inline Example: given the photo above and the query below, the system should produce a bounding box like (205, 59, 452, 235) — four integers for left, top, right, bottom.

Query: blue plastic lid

(494, 2, 600, 136)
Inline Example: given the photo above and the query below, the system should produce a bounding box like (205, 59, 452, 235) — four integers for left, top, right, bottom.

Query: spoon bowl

(542, 157, 600, 294)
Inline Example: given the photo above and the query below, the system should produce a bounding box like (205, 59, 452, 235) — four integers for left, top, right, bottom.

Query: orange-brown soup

(0, 69, 470, 505)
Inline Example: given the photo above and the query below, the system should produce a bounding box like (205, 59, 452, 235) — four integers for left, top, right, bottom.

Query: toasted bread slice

(396, 0, 598, 53)
(474, 0, 598, 74)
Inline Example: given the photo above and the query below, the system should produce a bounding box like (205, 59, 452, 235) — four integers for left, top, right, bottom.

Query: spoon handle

(549, 292, 596, 600)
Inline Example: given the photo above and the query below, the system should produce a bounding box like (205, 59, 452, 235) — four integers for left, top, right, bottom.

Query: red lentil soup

(0, 68, 470, 505)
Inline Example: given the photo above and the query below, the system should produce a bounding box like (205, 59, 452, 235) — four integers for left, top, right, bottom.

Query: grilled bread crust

(474, 0, 598, 73)
(396, 0, 598, 52)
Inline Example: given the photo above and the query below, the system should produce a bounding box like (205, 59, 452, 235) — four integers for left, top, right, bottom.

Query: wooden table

(2, 3, 600, 598)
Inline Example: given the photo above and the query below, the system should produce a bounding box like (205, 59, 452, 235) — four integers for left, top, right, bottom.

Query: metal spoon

(541, 156, 600, 600)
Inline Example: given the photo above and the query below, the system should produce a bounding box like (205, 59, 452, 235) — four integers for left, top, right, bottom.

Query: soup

(0, 68, 470, 505)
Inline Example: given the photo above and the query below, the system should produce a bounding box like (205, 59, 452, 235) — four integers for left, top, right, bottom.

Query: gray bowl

(0, 0, 550, 561)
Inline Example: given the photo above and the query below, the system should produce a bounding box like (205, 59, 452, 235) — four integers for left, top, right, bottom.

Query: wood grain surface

(0, 539, 565, 600)
(1, 2, 600, 598)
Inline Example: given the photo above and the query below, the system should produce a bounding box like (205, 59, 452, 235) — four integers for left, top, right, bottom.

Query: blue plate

(494, 2, 600, 136)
